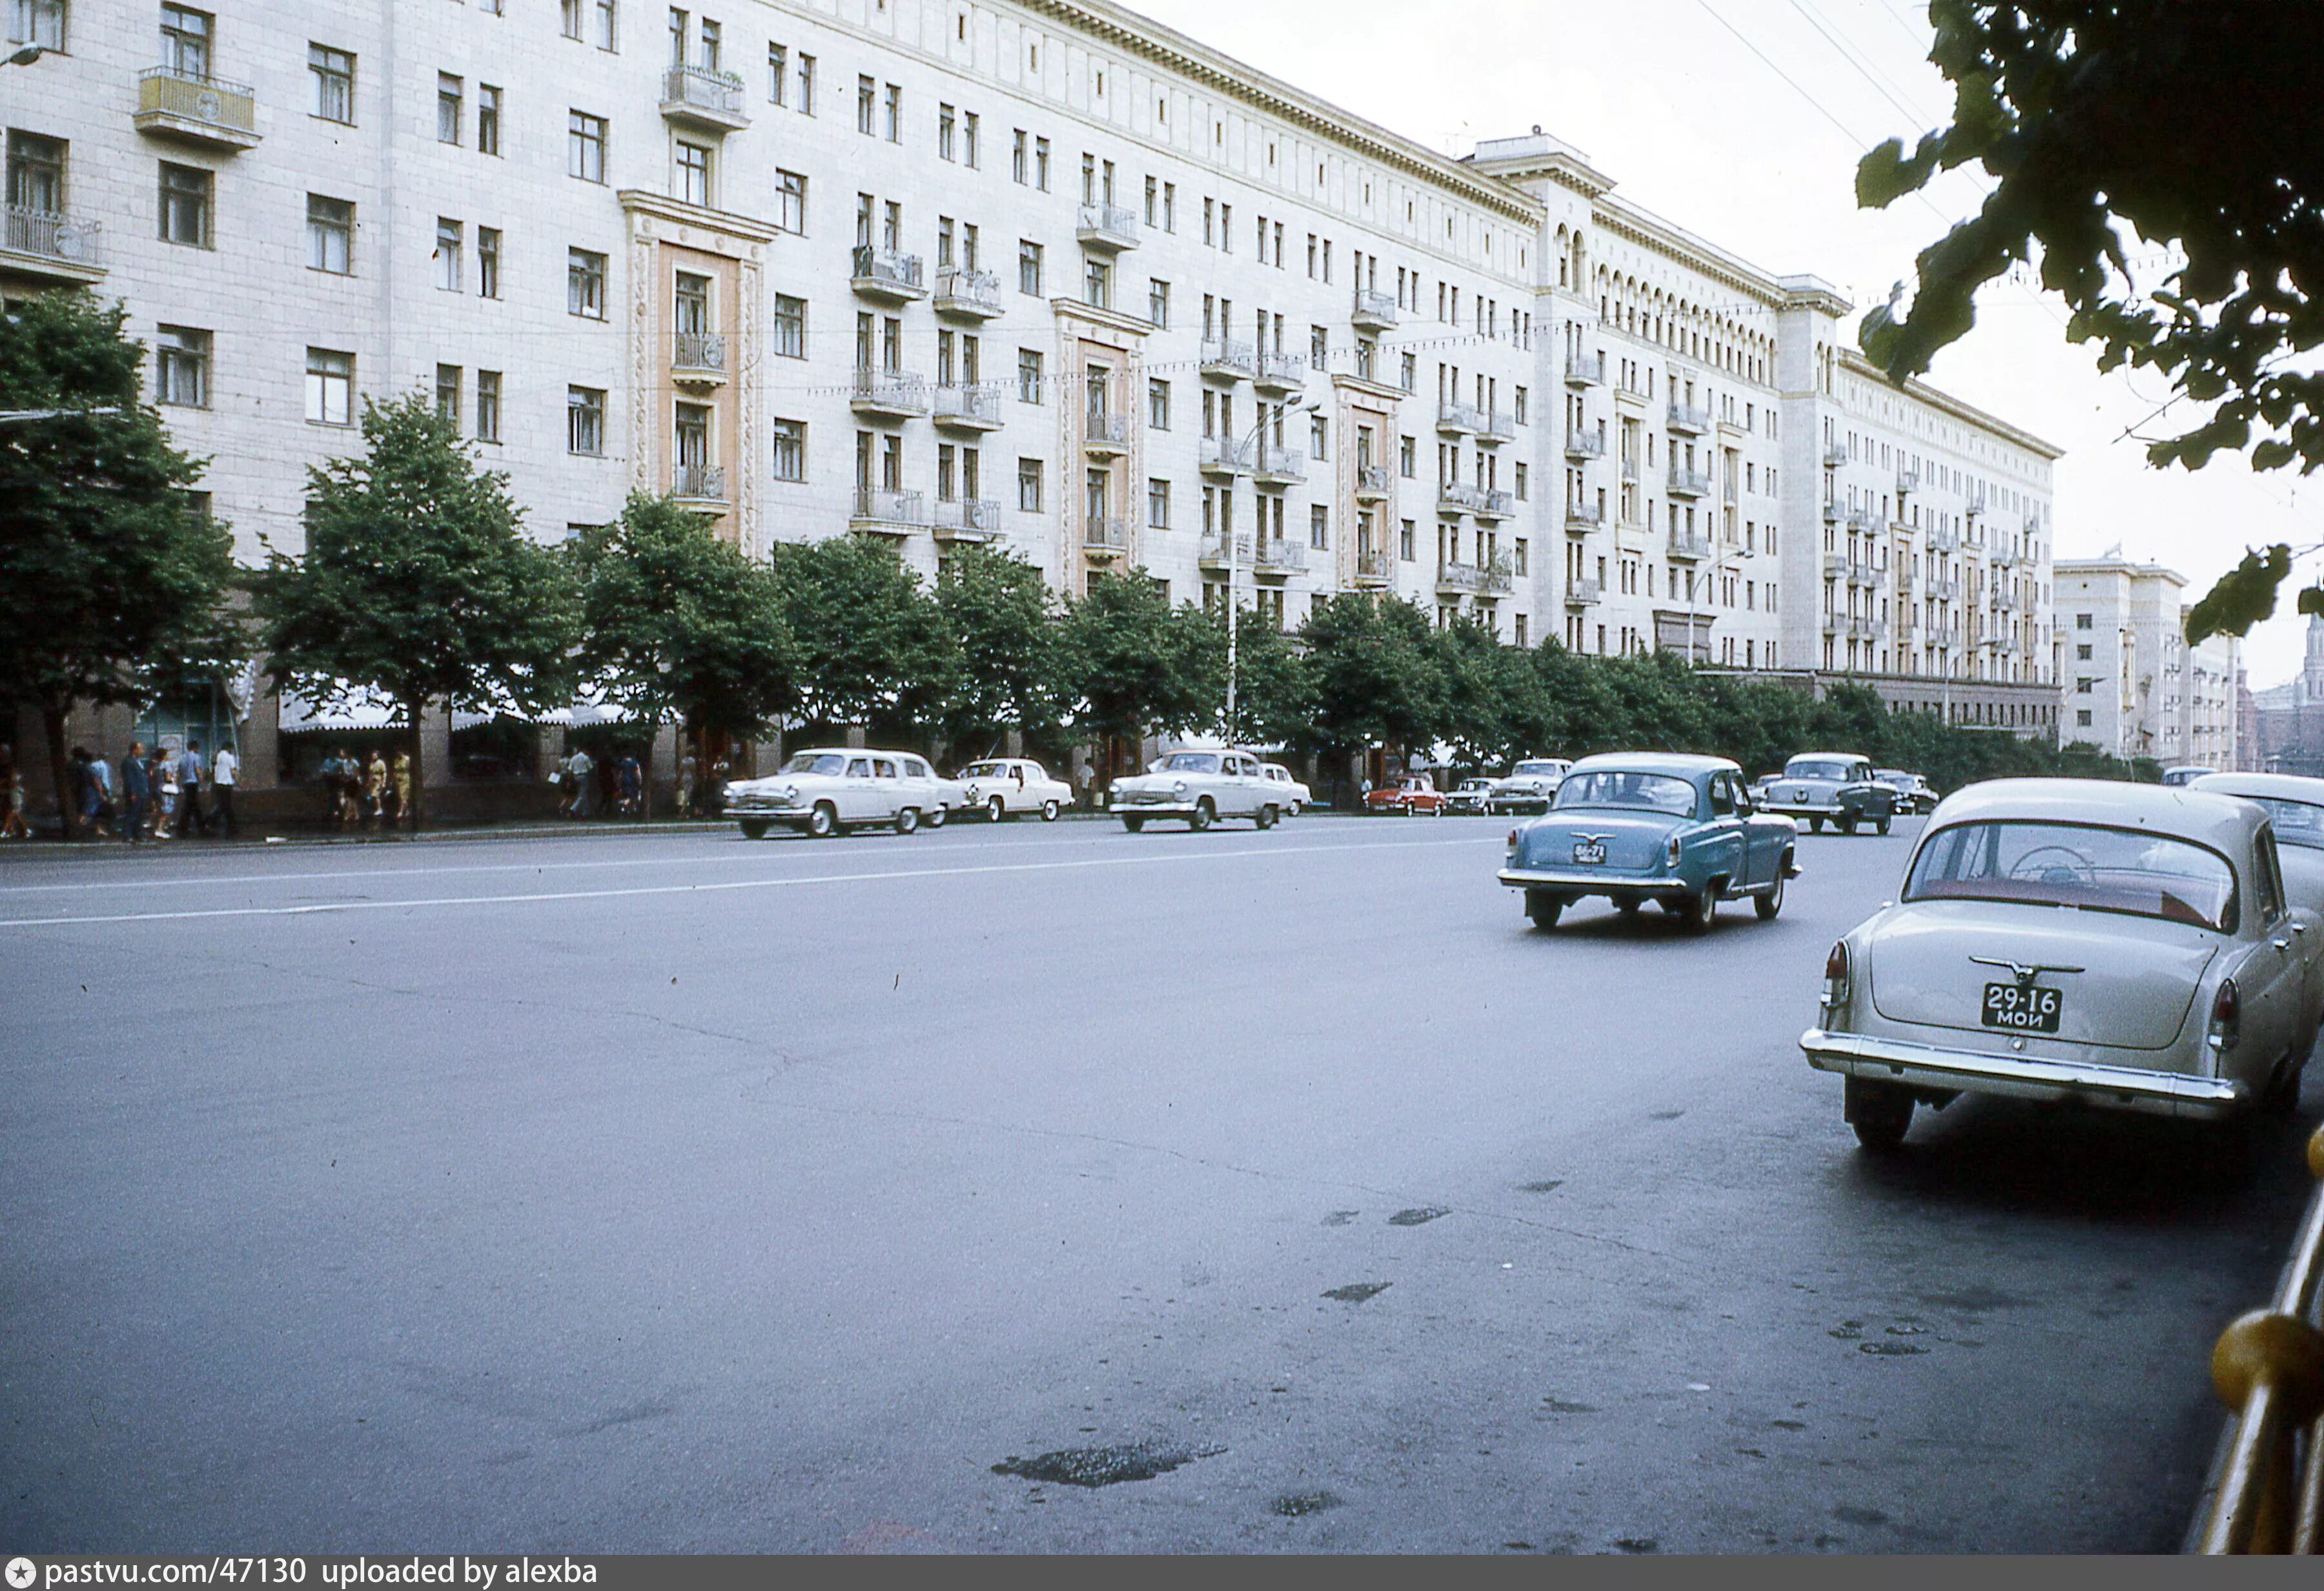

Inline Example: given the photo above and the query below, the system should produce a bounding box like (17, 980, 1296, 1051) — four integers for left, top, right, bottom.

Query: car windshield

(1785, 760, 1854, 782)
(1161, 753, 1220, 774)
(1904, 820, 2237, 932)
(963, 762, 1006, 778)
(1554, 771, 1700, 816)
(1513, 762, 1563, 777)
(2246, 797, 2324, 851)
(780, 753, 846, 776)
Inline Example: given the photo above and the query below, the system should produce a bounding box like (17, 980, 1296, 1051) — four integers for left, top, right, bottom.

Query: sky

(1128, 0, 2324, 688)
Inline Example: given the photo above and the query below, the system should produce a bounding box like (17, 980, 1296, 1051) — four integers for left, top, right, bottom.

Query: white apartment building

(2055, 556, 2239, 768)
(1, 0, 2064, 798)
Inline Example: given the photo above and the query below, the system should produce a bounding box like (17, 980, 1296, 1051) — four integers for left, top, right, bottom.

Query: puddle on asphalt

(1516, 1181, 1564, 1194)
(1828, 1321, 1863, 1341)
(1387, 1207, 1449, 1226)
(1271, 1491, 1341, 1517)
(1857, 1341, 1928, 1356)
(991, 1441, 1221, 1488)
(1541, 1399, 1598, 1414)
(1321, 1210, 1360, 1227)
(1611, 1538, 1659, 1554)
(1321, 1282, 1391, 1303)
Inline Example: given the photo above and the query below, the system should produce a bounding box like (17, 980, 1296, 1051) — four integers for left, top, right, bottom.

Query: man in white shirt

(210, 743, 239, 836)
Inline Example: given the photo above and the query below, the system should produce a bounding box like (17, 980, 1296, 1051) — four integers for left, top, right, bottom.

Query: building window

(307, 194, 352, 273)
(437, 73, 463, 145)
(1035, 136, 1051, 191)
(1400, 519, 1415, 560)
(1017, 457, 1042, 512)
(1309, 413, 1328, 460)
(2077, 709, 2092, 727)
(154, 325, 210, 409)
(1018, 239, 1042, 296)
(157, 162, 211, 248)
(568, 248, 606, 318)
(1012, 128, 1027, 184)
(1017, 349, 1044, 403)
(767, 40, 786, 103)
(775, 169, 806, 232)
(1513, 462, 1527, 500)
(675, 139, 711, 207)
(1148, 378, 1170, 431)
(568, 111, 607, 181)
(1309, 505, 1328, 551)
(434, 363, 462, 427)
(1148, 479, 1170, 530)
(309, 43, 354, 123)
(593, 0, 615, 49)
(771, 293, 806, 358)
(305, 347, 353, 426)
(772, 418, 806, 480)
(434, 218, 463, 290)
(476, 369, 502, 442)
(561, 0, 582, 37)
(159, 5, 210, 76)
(1400, 436, 1416, 476)
(1083, 255, 1110, 310)
(2076, 643, 2092, 661)
(477, 227, 500, 298)
(938, 103, 955, 161)
(2075, 613, 2092, 629)
(567, 385, 606, 454)
(883, 82, 901, 141)
(477, 85, 501, 155)
(7, 0, 66, 51)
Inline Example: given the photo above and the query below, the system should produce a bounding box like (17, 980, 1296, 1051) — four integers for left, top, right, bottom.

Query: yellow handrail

(2196, 1124, 2324, 1554)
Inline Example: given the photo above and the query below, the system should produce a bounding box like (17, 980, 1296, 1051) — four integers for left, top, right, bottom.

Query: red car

(1366, 774, 1445, 816)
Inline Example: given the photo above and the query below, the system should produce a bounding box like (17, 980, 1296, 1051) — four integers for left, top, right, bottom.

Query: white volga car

(1802, 779, 2324, 1151)
(2194, 772, 2324, 915)
(1261, 762, 1312, 815)
(1110, 748, 1287, 831)
(727, 748, 956, 838)
(1487, 758, 1571, 815)
(957, 758, 1070, 822)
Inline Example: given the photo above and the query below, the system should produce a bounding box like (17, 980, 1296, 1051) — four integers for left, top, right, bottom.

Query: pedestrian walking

(617, 754, 642, 819)
(1076, 758, 1096, 811)
(0, 743, 28, 840)
(364, 749, 388, 829)
(566, 747, 595, 818)
(157, 748, 180, 839)
(210, 741, 239, 836)
(390, 748, 411, 829)
(88, 747, 117, 835)
(176, 738, 208, 836)
(678, 749, 699, 818)
(707, 755, 729, 816)
(119, 742, 152, 844)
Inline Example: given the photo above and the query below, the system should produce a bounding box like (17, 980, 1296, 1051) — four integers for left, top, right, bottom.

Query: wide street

(1, 813, 2316, 1554)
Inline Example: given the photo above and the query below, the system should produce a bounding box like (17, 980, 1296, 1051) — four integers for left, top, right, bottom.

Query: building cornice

(1050, 296, 1156, 341)
(617, 190, 781, 245)
(1591, 199, 1788, 309)
(1329, 372, 1406, 404)
(1839, 348, 2066, 461)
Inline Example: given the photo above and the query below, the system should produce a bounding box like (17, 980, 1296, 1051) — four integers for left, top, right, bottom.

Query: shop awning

(276, 684, 407, 735)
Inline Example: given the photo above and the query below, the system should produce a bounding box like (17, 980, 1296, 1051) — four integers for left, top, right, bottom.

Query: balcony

(850, 367, 929, 418)
(1083, 410, 1132, 456)
(1355, 463, 1394, 501)
(933, 267, 1003, 319)
(1436, 561, 1487, 596)
(1565, 577, 1602, 607)
(1896, 467, 1920, 496)
(1667, 401, 1709, 435)
(1823, 445, 1850, 469)
(1075, 202, 1139, 251)
(1437, 481, 1483, 516)
(1478, 410, 1516, 443)
(1479, 555, 1514, 594)
(1927, 576, 1960, 602)
(1252, 538, 1307, 578)
(1823, 554, 1851, 580)
(671, 331, 728, 386)
(1198, 532, 1249, 572)
(1254, 349, 1307, 394)
(135, 65, 261, 150)
(933, 497, 1002, 542)
(1199, 338, 1254, 380)
(1852, 616, 1880, 640)
(1667, 531, 1711, 562)
(851, 245, 927, 301)
(851, 487, 930, 535)
(1859, 563, 1885, 591)
(1846, 509, 1881, 534)
(1254, 443, 1305, 486)
(671, 462, 729, 505)
(1564, 351, 1604, 387)
(1436, 400, 1482, 436)
(1352, 287, 1398, 331)
(1473, 488, 1514, 520)
(1929, 527, 1961, 554)
(933, 382, 1005, 431)
(0, 206, 104, 283)
(1084, 516, 1130, 558)
(660, 63, 749, 130)
(1988, 543, 2015, 566)
(1354, 549, 1395, 587)
(1198, 435, 1254, 476)
(1822, 499, 1844, 523)
(1564, 501, 1602, 534)
(1564, 430, 1605, 461)
(1666, 467, 1711, 498)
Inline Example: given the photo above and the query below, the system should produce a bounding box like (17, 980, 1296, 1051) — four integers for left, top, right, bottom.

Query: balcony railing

(1896, 468, 1921, 495)
(1253, 538, 1307, 575)
(1255, 349, 1307, 390)
(933, 382, 1004, 429)
(1198, 532, 1248, 569)
(1479, 410, 1516, 443)
(1927, 577, 1960, 602)
(851, 367, 929, 416)
(672, 331, 727, 378)
(1564, 501, 1603, 532)
(1199, 435, 1254, 474)
(851, 245, 926, 299)
(933, 497, 1001, 540)
(1254, 444, 1305, 485)
(1436, 481, 1483, 515)
(1565, 577, 1602, 606)
(1851, 616, 1879, 640)
(1479, 554, 1514, 594)
(1, 205, 104, 276)
(1666, 467, 1712, 498)
(135, 64, 261, 148)
(1822, 500, 1844, 523)
(1564, 431, 1605, 460)
(1356, 463, 1394, 498)
(851, 487, 930, 531)
(1930, 528, 1961, 554)
(1354, 549, 1395, 586)
(1351, 288, 1398, 330)
(1846, 509, 1881, 534)
(1436, 400, 1482, 435)
(1473, 488, 1514, 520)
(933, 267, 1003, 318)
(1083, 516, 1130, 554)
(1667, 401, 1710, 434)
(1823, 445, 1850, 469)
(1564, 351, 1604, 387)
(1199, 338, 1254, 379)
(1075, 201, 1139, 251)
(1667, 531, 1711, 561)
(660, 63, 749, 129)
(1436, 561, 1486, 594)
(1084, 410, 1130, 452)
(672, 462, 728, 502)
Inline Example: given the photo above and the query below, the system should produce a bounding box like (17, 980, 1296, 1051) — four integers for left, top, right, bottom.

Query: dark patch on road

(1322, 1282, 1391, 1303)
(1833, 1505, 1889, 1527)
(1770, 1419, 1808, 1430)
(1516, 1180, 1564, 1193)
(1828, 1321, 1862, 1340)
(1611, 1537, 1659, 1554)
(1321, 1210, 1360, 1226)
(1541, 1399, 1598, 1414)
(567, 1401, 675, 1437)
(1858, 1341, 1928, 1356)
(1913, 1283, 2036, 1313)
(992, 1441, 1219, 1488)
(1387, 1206, 1449, 1226)
(1884, 1323, 1929, 1336)
(1649, 1110, 1686, 1121)
(1271, 1490, 1341, 1517)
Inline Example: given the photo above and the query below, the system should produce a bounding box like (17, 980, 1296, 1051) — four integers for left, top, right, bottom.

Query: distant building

(2252, 615, 2324, 776)
(2054, 556, 2238, 767)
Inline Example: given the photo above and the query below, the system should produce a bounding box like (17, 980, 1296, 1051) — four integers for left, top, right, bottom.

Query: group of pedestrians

(317, 747, 413, 830)
(56, 738, 239, 842)
(558, 747, 651, 819)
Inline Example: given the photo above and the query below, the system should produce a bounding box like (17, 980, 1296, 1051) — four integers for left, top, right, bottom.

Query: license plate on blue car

(1572, 841, 1606, 864)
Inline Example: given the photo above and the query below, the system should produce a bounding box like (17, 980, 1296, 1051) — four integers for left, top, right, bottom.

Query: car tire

(1256, 804, 1279, 830)
(1680, 887, 1717, 934)
(1041, 799, 1059, 822)
(1755, 868, 1786, 920)
(1808, 816, 1825, 834)
(1122, 816, 1145, 833)
(739, 819, 771, 841)
(807, 803, 838, 839)
(1526, 890, 1563, 930)
(1875, 813, 1892, 836)
(1190, 799, 1215, 833)
(1845, 1077, 1914, 1153)
(1838, 815, 1859, 836)
(988, 795, 1006, 823)
(927, 804, 947, 828)
(895, 806, 919, 835)
(1616, 897, 1642, 920)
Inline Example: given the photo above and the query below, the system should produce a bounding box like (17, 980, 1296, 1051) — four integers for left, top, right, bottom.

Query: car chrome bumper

(1499, 866, 1676, 895)
(1799, 1027, 2246, 1119)
(1119, 802, 1200, 817)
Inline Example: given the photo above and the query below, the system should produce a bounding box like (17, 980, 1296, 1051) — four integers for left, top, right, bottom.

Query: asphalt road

(1, 813, 2316, 1554)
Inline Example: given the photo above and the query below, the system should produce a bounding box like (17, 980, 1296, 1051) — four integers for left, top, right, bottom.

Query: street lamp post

(1686, 545, 1753, 666)
(5, 45, 46, 67)
(1223, 394, 1320, 740)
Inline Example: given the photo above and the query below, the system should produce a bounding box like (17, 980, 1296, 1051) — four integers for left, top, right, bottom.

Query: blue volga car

(1497, 753, 1800, 931)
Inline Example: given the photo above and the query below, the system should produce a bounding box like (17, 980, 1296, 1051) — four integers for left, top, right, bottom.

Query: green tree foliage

(0, 292, 236, 836)
(569, 494, 796, 787)
(772, 534, 955, 742)
(1216, 608, 1314, 751)
(2183, 545, 2291, 646)
(1297, 593, 1447, 758)
(1055, 571, 1218, 745)
(1434, 614, 1520, 766)
(1855, 3, 2324, 633)
(933, 543, 1062, 757)
(254, 392, 577, 822)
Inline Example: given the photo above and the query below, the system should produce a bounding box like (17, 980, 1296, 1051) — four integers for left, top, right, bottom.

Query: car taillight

(1822, 940, 1851, 1009)
(2208, 978, 2240, 1052)
(1507, 829, 1520, 849)
(1666, 834, 1683, 869)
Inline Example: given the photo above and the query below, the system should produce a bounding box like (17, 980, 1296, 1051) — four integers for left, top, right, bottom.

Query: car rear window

(1554, 771, 1698, 816)
(2242, 796, 2324, 851)
(1904, 820, 2238, 933)
(1784, 760, 1854, 782)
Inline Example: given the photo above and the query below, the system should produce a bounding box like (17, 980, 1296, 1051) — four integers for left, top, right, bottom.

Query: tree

(1433, 616, 1518, 767)
(569, 492, 795, 811)
(1298, 593, 1446, 763)
(1055, 571, 1218, 749)
(1217, 609, 1314, 751)
(0, 292, 236, 838)
(1854, 4, 2324, 629)
(771, 534, 956, 742)
(254, 393, 577, 826)
(933, 543, 1061, 758)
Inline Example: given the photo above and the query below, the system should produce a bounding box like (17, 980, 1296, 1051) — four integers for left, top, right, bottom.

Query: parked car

(1758, 752, 1897, 835)
(1260, 762, 1312, 815)
(727, 749, 954, 838)
(1800, 778, 2324, 1151)
(1111, 748, 1287, 831)
(1444, 777, 1496, 816)
(2193, 771, 2324, 913)
(1367, 773, 1446, 816)
(2161, 765, 2212, 787)
(1873, 768, 1939, 815)
(957, 758, 1070, 822)
(1487, 758, 1572, 815)
(1499, 753, 1799, 931)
